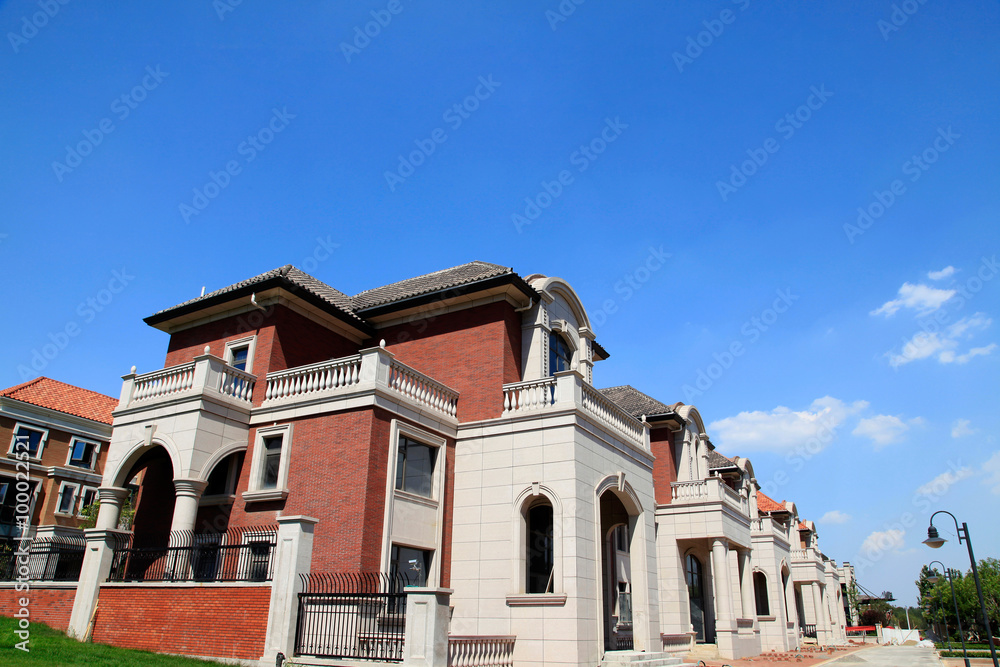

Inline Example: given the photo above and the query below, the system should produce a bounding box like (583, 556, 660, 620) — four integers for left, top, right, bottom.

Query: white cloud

(708, 396, 868, 452)
(852, 414, 922, 448)
(860, 529, 906, 558)
(819, 510, 851, 525)
(887, 314, 995, 368)
(915, 467, 974, 496)
(951, 419, 975, 438)
(983, 451, 1000, 495)
(928, 266, 956, 280)
(871, 282, 956, 317)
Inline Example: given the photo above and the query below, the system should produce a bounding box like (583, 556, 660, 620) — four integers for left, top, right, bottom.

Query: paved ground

(693, 645, 942, 667)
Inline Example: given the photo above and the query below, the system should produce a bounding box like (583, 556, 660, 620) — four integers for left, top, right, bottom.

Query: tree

(917, 558, 1000, 642)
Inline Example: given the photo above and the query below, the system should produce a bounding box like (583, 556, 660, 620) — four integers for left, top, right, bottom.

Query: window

(395, 436, 437, 498)
(10, 424, 48, 459)
(549, 333, 573, 375)
(261, 435, 283, 489)
(224, 336, 256, 373)
(390, 544, 431, 586)
(754, 571, 770, 616)
(67, 438, 99, 469)
(0, 483, 7, 504)
(526, 500, 554, 594)
(243, 424, 293, 502)
(614, 524, 630, 553)
(78, 487, 98, 513)
(56, 482, 79, 515)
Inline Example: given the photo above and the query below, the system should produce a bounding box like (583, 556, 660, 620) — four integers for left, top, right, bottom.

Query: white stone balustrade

(670, 477, 749, 515)
(118, 350, 256, 411)
(501, 370, 650, 453)
(260, 348, 459, 421)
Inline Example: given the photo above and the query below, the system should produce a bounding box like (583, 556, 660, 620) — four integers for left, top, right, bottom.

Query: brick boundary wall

(91, 584, 271, 660)
(0, 585, 76, 631)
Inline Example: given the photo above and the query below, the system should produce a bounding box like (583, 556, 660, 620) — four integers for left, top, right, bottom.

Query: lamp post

(923, 511, 999, 667)
(928, 560, 969, 667)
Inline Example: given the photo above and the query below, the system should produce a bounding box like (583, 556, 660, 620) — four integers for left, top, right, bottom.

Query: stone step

(601, 649, 692, 667)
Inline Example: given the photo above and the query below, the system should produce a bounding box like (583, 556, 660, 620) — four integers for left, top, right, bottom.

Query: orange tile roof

(0, 377, 117, 425)
(798, 521, 809, 531)
(757, 492, 786, 513)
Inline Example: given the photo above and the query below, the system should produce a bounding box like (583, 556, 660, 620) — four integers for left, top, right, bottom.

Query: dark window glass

(549, 334, 573, 376)
(526, 502, 554, 593)
(80, 488, 97, 510)
(58, 485, 77, 514)
(230, 346, 249, 371)
(69, 440, 96, 468)
(390, 544, 431, 586)
(13, 426, 44, 457)
(754, 571, 770, 616)
(395, 437, 437, 497)
(685, 554, 702, 598)
(262, 436, 282, 489)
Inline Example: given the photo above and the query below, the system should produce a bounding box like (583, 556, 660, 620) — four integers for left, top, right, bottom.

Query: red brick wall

(0, 586, 75, 631)
(372, 301, 523, 421)
(92, 585, 270, 660)
(651, 427, 678, 505)
(162, 306, 358, 405)
(228, 408, 456, 585)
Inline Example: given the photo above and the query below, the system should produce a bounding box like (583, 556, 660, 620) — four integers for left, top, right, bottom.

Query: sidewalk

(691, 645, 863, 666)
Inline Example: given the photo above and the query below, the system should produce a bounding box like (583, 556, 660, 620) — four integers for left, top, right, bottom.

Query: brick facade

(650, 427, 678, 505)
(0, 586, 76, 631)
(91, 585, 270, 660)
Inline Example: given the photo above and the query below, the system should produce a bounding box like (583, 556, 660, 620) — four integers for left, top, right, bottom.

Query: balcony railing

(670, 477, 749, 515)
(261, 349, 459, 420)
(752, 516, 793, 542)
(119, 350, 256, 411)
(501, 371, 649, 452)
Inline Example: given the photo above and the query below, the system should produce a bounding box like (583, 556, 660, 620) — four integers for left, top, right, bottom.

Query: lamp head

(927, 574, 940, 584)
(923, 525, 946, 549)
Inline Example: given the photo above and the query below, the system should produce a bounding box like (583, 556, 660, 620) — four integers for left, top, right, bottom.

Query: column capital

(97, 486, 130, 504)
(172, 478, 209, 498)
(711, 537, 729, 550)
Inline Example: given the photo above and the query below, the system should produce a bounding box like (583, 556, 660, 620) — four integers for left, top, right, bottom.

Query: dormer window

(230, 346, 249, 371)
(549, 333, 573, 375)
(224, 336, 256, 373)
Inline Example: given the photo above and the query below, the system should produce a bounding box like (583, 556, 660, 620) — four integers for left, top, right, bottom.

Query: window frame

(54, 481, 81, 516)
(77, 486, 99, 516)
(548, 332, 574, 376)
(66, 437, 100, 470)
(508, 485, 566, 603)
(525, 498, 555, 594)
(224, 335, 257, 373)
(754, 570, 770, 617)
(9, 423, 49, 460)
(394, 436, 439, 499)
(242, 423, 293, 502)
(390, 423, 444, 503)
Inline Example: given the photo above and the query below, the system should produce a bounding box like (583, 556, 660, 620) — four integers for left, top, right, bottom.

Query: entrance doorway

(686, 554, 706, 642)
(599, 491, 634, 652)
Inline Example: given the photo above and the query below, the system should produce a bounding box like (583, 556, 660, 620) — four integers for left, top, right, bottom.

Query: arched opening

(754, 571, 770, 616)
(196, 451, 245, 534)
(599, 490, 634, 651)
(686, 553, 706, 642)
(126, 446, 176, 548)
(525, 499, 554, 594)
(549, 332, 573, 375)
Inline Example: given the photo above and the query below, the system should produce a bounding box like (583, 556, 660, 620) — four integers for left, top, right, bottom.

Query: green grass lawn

(0, 616, 233, 666)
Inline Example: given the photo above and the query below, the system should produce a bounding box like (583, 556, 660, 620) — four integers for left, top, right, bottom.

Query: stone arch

(199, 441, 248, 483)
(108, 435, 183, 489)
(530, 276, 592, 331)
(512, 484, 563, 594)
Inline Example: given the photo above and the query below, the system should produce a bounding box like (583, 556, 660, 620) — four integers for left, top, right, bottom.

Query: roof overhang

(644, 411, 685, 430)
(144, 275, 374, 339)
(357, 272, 539, 324)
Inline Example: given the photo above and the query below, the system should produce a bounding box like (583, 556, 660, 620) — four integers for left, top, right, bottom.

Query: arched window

(549, 333, 573, 376)
(526, 500, 554, 593)
(754, 571, 770, 616)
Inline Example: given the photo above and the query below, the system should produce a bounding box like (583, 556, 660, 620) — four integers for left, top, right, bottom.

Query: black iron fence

(295, 572, 411, 662)
(108, 525, 277, 583)
(0, 535, 86, 582)
(803, 623, 817, 638)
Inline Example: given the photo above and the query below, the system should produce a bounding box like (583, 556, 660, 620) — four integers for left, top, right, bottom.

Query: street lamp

(924, 511, 999, 667)
(928, 560, 969, 667)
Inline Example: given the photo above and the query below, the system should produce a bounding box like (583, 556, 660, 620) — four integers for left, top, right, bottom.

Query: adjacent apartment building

(2, 262, 850, 666)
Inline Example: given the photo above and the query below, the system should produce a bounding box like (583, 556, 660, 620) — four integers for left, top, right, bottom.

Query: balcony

(751, 516, 792, 544)
(501, 371, 649, 453)
(258, 347, 459, 423)
(670, 477, 749, 515)
(117, 349, 257, 414)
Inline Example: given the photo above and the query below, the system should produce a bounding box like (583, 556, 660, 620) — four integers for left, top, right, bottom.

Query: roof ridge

(0, 377, 45, 397)
(351, 260, 509, 298)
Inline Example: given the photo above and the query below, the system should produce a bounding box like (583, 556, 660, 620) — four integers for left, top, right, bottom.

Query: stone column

(812, 583, 828, 644)
(739, 551, 756, 621)
(260, 516, 318, 664)
(679, 432, 692, 482)
(697, 435, 710, 479)
(67, 528, 130, 640)
(711, 539, 733, 623)
(94, 486, 130, 531)
(169, 479, 208, 534)
(404, 587, 454, 667)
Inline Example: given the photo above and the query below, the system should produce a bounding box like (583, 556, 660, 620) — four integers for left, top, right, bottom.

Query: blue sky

(2, 0, 998, 605)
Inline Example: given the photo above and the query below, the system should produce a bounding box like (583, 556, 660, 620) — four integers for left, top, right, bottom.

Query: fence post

(66, 528, 129, 640)
(404, 587, 453, 667)
(260, 515, 318, 664)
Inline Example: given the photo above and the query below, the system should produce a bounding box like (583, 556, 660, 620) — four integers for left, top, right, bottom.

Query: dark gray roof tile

(351, 261, 513, 310)
(599, 385, 676, 418)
